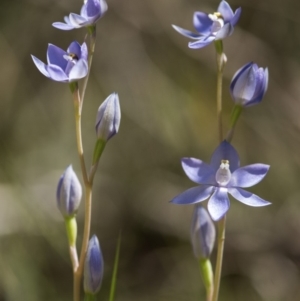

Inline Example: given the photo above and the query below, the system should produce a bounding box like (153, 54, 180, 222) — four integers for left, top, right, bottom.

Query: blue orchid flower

(171, 141, 270, 221)
(173, 1, 241, 49)
(53, 0, 108, 30)
(31, 41, 88, 82)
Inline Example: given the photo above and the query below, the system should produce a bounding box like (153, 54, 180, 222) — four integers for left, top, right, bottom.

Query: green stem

(73, 88, 89, 186)
(80, 27, 96, 111)
(217, 54, 223, 142)
(212, 216, 226, 301)
(109, 231, 122, 301)
(226, 105, 243, 142)
(215, 42, 225, 142)
(74, 184, 93, 301)
(84, 293, 96, 301)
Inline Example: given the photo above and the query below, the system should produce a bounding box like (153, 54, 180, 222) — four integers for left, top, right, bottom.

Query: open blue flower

(230, 62, 269, 107)
(31, 41, 88, 82)
(52, 0, 108, 30)
(172, 1, 241, 49)
(171, 141, 270, 221)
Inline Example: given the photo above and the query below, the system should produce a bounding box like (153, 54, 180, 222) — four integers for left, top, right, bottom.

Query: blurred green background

(0, 0, 300, 300)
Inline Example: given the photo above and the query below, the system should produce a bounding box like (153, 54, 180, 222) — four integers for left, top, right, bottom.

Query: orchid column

(171, 1, 270, 301)
(31, 1, 120, 301)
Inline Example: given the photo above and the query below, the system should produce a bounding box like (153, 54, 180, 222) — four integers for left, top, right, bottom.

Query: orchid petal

(189, 36, 215, 49)
(47, 44, 68, 70)
(68, 59, 88, 81)
(228, 188, 271, 207)
(218, 1, 234, 22)
(67, 41, 82, 58)
(207, 187, 230, 221)
(52, 22, 75, 30)
(210, 141, 240, 172)
(172, 25, 202, 39)
(193, 12, 213, 34)
(230, 164, 270, 188)
(31, 56, 50, 78)
(69, 13, 87, 26)
(171, 185, 214, 205)
(181, 158, 216, 185)
(215, 23, 233, 40)
(47, 65, 69, 82)
(232, 64, 257, 102)
(231, 7, 241, 26)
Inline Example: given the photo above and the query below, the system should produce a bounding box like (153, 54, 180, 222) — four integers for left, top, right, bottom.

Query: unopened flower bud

(95, 93, 120, 142)
(84, 235, 104, 295)
(191, 205, 216, 259)
(56, 165, 82, 218)
(230, 62, 268, 107)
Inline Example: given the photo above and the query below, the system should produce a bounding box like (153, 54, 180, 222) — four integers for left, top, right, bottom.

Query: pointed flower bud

(230, 62, 268, 107)
(56, 165, 82, 218)
(84, 235, 104, 295)
(191, 205, 216, 259)
(95, 93, 121, 142)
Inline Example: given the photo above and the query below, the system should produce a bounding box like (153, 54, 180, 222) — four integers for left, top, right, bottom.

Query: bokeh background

(0, 0, 300, 300)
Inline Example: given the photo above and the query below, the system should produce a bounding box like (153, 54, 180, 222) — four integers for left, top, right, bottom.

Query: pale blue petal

(215, 23, 233, 40)
(188, 36, 215, 49)
(193, 12, 212, 34)
(181, 157, 216, 185)
(31, 55, 50, 78)
(68, 59, 88, 81)
(228, 188, 271, 207)
(207, 187, 230, 221)
(85, 0, 101, 17)
(171, 185, 214, 205)
(232, 64, 257, 103)
(218, 1, 234, 22)
(69, 13, 86, 27)
(210, 141, 240, 172)
(67, 41, 81, 58)
(47, 65, 68, 82)
(80, 43, 88, 61)
(230, 164, 270, 188)
(230, 62, 253, 99)
(47, 44, 67, 69)
(231, 7, 241, 26)
(244, 68, 268, 107)
(172, 25, 202, 39)
(52, 22, 75, 30)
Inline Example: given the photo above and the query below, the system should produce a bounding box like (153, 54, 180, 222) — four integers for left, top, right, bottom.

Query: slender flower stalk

(212, 216, 225, 301)
(214, 40, 226, 142)
(71, 83, 93, 301)
(214, 40, 225, 301)
(81, 27, 97, 111)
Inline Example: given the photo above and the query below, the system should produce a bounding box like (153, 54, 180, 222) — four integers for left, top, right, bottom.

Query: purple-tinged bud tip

(95, 93, 121, 142)
(191, 205, 216, 259)
(56, 165, 82, 218)
(84, 235, 104, 295)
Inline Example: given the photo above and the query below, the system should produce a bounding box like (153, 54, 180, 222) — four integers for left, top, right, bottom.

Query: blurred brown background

(0, 0, 300, 300)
